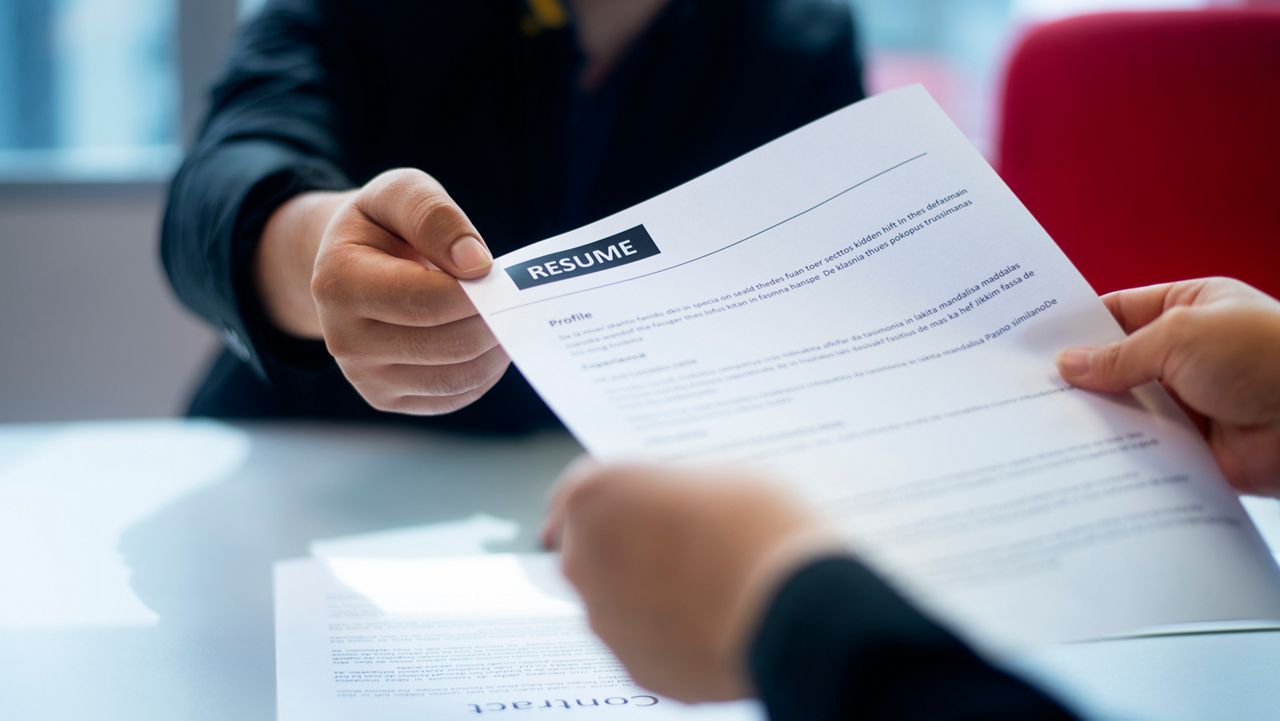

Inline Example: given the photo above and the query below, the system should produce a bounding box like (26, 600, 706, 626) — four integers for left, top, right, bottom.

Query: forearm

(253, 189, 354, 339)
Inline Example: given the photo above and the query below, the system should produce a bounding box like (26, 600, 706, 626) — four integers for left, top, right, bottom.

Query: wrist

(254, 189, 354, 339)
(724, 527, 850, 693)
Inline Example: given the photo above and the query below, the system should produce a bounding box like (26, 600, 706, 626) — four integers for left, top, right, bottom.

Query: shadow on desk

(114, 421, 581, 721)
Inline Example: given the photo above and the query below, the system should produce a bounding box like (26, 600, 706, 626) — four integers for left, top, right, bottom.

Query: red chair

(996, 9, 1280, 298)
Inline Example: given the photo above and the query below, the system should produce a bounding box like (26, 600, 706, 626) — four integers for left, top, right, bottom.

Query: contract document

(462, 86, 1280, 646)
(276, 555, 761, 720)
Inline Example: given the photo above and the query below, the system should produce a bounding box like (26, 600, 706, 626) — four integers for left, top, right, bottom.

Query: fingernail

(1057, 348, 1092, 376)
(450, 236, 491, 273)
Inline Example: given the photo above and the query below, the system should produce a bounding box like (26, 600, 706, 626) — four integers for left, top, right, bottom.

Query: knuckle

(433, 336, 474, 364)
(436, 362, 492, 396)
(403, 290, 451, 328)
(364, 391, 398, 413)
(350, 373, 413, 414)
(1096, 343, 1125, 373)
(323, 332, 357, 359)
(360, 361, 499, 416)
(407, 193, 461, 242)
(465, 363, 499, 392)
(435, 326, 493, 363)
(386, 396, 428, 415)
(564, 471, 613, 518)
(421, 392, 479, 416)
(1159, 305, 1201, 339)
(309, 263, 345, 306)
(402, 367, 446, 397)
(387, 396, 426, 414)
(372, 167, 430, 197)
(411, 285, 467, 328)
(376, 393, 444, 417)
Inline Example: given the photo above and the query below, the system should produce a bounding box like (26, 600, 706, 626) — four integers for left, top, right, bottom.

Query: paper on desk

(462, 86, 1280, 648)
(275, 555, 761, 721)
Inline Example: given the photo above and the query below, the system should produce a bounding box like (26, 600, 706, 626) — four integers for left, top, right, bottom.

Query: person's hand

(256, 168, 509, 415)
(542, 461, 846, 702)
(1057, 277, 1280, 496)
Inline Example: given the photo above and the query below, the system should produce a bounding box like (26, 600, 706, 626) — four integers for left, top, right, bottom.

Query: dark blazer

(161, 0, 865, 431)
(751, 558, 1079, 720)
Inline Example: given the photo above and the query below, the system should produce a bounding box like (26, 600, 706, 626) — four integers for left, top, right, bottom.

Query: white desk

(0, 420, 1276, 720)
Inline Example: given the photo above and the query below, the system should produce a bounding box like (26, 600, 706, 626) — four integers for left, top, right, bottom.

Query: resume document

(276, 87, 1280, 720)
(462, 86, 1280, 644)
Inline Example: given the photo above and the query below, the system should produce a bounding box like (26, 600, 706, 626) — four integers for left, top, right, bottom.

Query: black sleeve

(749, 557, 1079, 721)
(160, 0, 352, 380)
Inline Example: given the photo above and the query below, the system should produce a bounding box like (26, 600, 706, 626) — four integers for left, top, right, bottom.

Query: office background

(0, 0, 1263, 422)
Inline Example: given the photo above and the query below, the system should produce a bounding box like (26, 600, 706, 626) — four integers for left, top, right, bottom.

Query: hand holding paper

(1056, 278, 1280, 495)
(545, 462, 846, 703)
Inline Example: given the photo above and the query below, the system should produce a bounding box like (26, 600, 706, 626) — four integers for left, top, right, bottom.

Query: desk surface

(0, 420, 1277, 721)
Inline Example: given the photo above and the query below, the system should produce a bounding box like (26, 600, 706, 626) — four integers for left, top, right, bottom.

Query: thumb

(358, 168, 493, 279)
(1057, 319, 1181, 393)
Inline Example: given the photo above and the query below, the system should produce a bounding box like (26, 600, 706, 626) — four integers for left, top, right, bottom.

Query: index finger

(1099, 282, 1185, 334)
(332, 245, 480, 327)
(1099, 279, 1222, 334)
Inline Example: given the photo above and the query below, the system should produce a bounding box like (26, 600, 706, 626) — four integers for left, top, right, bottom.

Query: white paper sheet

(462, 86, 1280, 648)
(275, 555, 762, 721)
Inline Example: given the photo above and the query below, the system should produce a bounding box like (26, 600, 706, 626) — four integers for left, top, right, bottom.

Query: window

(0, 0, 179, 181)
(0, 0, 250, 183)
(0, 0, 1239, 181)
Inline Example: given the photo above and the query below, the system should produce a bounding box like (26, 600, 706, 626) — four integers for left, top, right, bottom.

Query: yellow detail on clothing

(523, 0, 568, 36)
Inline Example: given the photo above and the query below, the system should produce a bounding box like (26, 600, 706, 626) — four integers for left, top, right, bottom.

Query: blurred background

(0, 0, 1267, 423)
